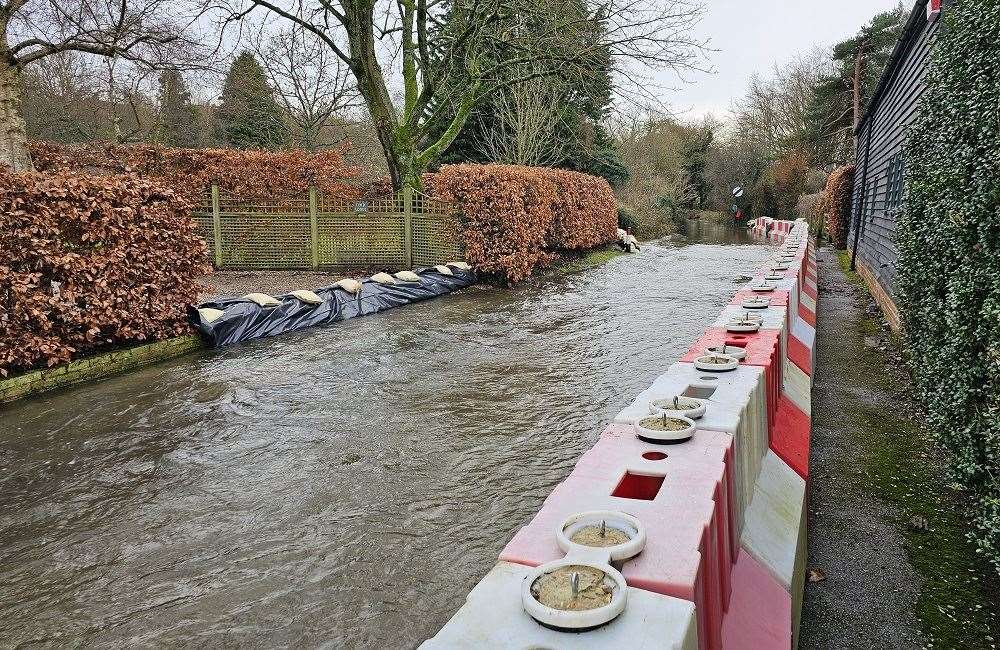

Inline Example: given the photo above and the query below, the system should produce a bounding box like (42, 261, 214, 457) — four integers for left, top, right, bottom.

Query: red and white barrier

(425, 219, 815, 649)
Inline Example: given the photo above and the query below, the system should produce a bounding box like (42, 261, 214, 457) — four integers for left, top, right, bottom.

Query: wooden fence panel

(192, 185, 464, 270)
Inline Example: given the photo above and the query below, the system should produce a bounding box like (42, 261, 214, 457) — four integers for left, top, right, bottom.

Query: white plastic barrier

(783, 353, 812, 417)
(739, 451, 808, 648)
(421, 561, 700, 650)
(613, 362, 768, 532)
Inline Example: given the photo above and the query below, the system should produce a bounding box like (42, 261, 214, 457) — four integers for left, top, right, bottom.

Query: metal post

(210, 183, 223, 268)
(309, 185, 319, 270)
(851, 121, 874, 271)
(403, 185, 413, 269)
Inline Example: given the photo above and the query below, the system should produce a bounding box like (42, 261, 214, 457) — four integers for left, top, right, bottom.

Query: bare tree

(253, 22, 361, 151)
(0, 0, 209, 170)
(730, 51, 830, 162)
(476, 75, 567, 167)
(227, 0, 708, 190)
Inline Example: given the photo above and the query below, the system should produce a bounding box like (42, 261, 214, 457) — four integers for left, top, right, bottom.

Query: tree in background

(253, 24, 361, 151)
(21, 51, 164, 145)
(216, 52, 288, 150)
(613, 114, 725, 236)
(233, 0, 707, 190)
(474, 73, 568, 167)
(0, 0, 207, 170)
(155, 70, 200, 147)
(807, 5, 906, 165)
(431, 0, 627, 186)
(678, 119, 715, 208)
(716, 52, 830, 218)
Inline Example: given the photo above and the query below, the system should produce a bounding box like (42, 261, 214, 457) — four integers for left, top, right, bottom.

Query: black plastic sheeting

(190, 266, 476, 347)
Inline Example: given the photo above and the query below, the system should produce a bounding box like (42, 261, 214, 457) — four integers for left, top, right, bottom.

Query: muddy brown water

(0, 221, 772, 648)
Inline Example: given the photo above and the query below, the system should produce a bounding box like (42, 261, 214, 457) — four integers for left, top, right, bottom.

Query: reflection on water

(0, 224, 771, 648)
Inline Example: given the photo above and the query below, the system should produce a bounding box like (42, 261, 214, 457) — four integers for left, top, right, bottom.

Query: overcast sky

(660, 0, 907, 120)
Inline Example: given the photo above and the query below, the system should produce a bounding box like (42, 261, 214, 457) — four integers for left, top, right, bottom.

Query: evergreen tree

(156, 70, 200, 148)
(807, 6, 906, 165)
(216, 52, 288, 149)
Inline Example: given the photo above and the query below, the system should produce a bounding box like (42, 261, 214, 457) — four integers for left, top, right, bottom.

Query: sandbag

(190, 266, 476, 347)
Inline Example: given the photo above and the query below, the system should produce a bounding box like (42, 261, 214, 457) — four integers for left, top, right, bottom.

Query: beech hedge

(897, 0, 1000, 571)
(431, 164, 618, 282)
(28, 142, 362, 202)
(0, 170, 207, 376)
(821, 165, 854, 249)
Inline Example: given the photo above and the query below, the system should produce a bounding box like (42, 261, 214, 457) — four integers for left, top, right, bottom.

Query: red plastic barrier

(579, 428, 736, 608)
(721, 550, 792, 649)
(769, 395, 810, 480)
(787, 333, 813, 376)
(501, 427, 732, 649)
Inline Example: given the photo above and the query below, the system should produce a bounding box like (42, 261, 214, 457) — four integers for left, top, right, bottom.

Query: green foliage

(216, 52, 288, 150)
(897, 0, 1000, 572)
(679, 123, 713, 208)
(155, 70, 200, 148)
(429, 0, 624, 185)
(807, 5, 907, 165)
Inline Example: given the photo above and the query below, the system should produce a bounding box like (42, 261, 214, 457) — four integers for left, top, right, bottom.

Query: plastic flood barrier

(190, 265, 476, 347)
(424, 219, 816, 649)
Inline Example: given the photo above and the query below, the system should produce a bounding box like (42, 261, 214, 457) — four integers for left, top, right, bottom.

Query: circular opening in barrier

(531, 565, 613, 611)
(643, 451, 668, 461)
(557, 511, 646, 562)
(732, 335, 748, 341)
(648, 395, 707, 419)
(700, 375, 718, 382)
(522, 560, 628, 631)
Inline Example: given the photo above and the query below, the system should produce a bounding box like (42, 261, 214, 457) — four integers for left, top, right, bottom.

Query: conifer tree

(156, 70, 200, 148)
(216, 52, 288, 149)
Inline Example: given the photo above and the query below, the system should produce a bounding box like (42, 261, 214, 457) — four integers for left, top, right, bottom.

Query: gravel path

(799, 247, 927, 649)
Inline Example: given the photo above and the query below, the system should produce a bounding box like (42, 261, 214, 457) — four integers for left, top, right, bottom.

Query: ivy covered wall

(897, 0, 1000, 570)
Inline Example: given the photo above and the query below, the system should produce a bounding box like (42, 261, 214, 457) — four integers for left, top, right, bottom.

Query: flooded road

(0, 221, 772, 648)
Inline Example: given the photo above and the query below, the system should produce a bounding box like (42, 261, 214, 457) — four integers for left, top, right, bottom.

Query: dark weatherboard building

(850, 0, 949, 331)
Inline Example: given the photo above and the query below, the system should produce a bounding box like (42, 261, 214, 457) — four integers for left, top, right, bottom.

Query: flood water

(0, 220, 772, 649)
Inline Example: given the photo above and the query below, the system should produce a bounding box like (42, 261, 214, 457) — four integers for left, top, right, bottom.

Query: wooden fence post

(403, 185, 414, 268)
(309, 185, 319, 270)
(211, 183, 223, 268)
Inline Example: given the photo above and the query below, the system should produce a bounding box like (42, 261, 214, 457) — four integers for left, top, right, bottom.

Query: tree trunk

(0, 58, 34, 172)
(852, 43, 866, 134)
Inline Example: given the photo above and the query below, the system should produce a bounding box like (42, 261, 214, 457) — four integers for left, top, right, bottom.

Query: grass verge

(548, 245, 628, 276)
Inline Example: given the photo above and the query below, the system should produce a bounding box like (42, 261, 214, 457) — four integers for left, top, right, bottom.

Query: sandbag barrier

(423, 220, 816, 649)
(190, 265, 476, 347)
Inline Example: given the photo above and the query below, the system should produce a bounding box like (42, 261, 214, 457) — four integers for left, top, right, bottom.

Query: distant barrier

(192, 185, 464, 270)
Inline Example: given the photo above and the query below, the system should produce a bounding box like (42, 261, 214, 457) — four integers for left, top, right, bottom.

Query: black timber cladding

(850, 0, 947, 299)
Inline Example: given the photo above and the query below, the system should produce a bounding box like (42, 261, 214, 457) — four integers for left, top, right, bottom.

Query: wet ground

(800, 247, 999, 649)
(0, 221, 770, 649)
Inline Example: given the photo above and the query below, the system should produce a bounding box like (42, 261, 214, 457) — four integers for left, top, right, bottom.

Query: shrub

(795, 192, 824, 230)
(28, 141, 362, 202)
(432, 165, 558, 283)
(821, 165, 855, 248)
(431, 164, 617, 282)
(546, 168, 620, 250)
(0, 171, 208, 376)
(896, 0, 1000, 571)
